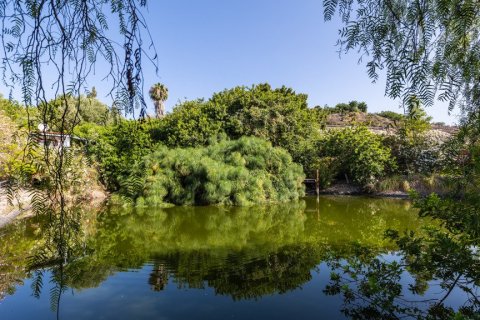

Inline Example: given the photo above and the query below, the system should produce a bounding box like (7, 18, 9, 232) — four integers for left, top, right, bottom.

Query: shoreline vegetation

(0, 83, 470, 226)
(1, 171, 455, 228)
(3, 181, 411, 227)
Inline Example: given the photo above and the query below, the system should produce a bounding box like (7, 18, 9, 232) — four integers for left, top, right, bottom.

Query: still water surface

(0, 196, 472, 319)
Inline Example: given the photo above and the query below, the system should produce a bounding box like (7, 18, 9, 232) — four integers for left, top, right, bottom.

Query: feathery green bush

(123, 137, 305, 206)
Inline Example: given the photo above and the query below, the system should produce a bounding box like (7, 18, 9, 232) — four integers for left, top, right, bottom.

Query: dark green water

(0, 196, 474, 319)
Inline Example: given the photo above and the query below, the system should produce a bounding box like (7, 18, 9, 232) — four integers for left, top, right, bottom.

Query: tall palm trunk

(154, 100, 165, 118)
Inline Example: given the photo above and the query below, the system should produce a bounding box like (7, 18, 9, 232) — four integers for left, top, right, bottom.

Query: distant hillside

(325, 111, 457, 135)
(326, 112, 395, 128)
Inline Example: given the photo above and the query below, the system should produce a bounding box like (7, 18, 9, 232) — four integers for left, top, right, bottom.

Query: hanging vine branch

(1, 0, 156, 117)
(324, 0, 480, 118)
(0, 0, 158, 304)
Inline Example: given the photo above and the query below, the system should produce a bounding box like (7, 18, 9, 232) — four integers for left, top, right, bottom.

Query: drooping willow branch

(0, 0, 158, 293)
(324, 0, 480, 118)
(1, 0, 157, 211)
(1, 0, 156, 118)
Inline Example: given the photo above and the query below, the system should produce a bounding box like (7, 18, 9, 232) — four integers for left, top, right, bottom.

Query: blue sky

(135, 0, 459, 124)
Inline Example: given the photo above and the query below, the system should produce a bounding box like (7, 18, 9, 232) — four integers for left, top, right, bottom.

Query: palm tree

(149, 83, 168, 118)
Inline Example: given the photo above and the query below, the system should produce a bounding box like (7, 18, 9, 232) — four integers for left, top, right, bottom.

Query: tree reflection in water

(323, 243, 479, 319)
(1, 196, 478, 319)
(323, 195, 480, 319)
(149, 262, 168, 291)
(21, 206, 96, 320)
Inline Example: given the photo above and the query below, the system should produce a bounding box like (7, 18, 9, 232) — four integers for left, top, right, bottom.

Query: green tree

(336, 101, 367, 113)
(87, 87, 98, 99)
(376, 111, 405, 122)
(209, 84, 315, 147)
(322, 101, 368, 113)
(152, 83, 321, 171)
(37, 95, 118, 131)
(150, 99, 225, 148)
(356, 101, 368, 113)
(75, 120, 157, 191)
(385, 97, 436, 174)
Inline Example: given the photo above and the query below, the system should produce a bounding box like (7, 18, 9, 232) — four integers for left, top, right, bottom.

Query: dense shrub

(289, 135, 323, 179)
(322, 126, 396, 187)
(313, 157, 339, 189)
(0, 111, 27, 180)
(439, 114, 480, 194)
(384, 106, 438, 175)
(149, 99, 225, 148)
(123, 137, 305, 206)
(385, 134, 442, 175)
(75, 120, 159, 190)
(0, 104, 43, 184)
(0, 96, 32, 126)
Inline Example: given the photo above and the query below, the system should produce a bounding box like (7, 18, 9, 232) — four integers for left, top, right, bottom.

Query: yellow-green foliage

(126, 137, 305, 206)
(0, 95, 33, 126)
(323, 126, 396, 186)
(0, 219, 44, 300)
(0, 111, 30, 180)
(38, 95, 118, 131)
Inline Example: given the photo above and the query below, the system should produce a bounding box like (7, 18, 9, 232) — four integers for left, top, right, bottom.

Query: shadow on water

(0, 196, 478, 319)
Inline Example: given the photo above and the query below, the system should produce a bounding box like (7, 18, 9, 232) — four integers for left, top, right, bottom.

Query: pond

(0, 196, 476, 319)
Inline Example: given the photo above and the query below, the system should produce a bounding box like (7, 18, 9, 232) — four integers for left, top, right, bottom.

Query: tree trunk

(154, 100, 165, 118)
